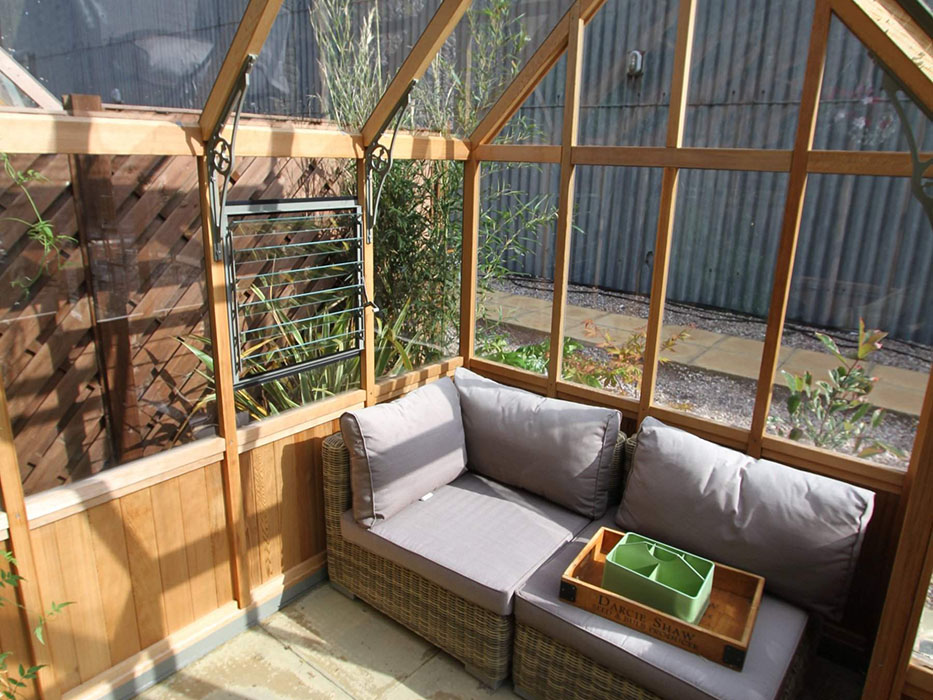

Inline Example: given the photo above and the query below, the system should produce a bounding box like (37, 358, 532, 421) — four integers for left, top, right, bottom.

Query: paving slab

(138, 625, 351, 700)
(383, 652, 518, 700)
(261, 585, 438, 699)
(662, 324, 722, 347)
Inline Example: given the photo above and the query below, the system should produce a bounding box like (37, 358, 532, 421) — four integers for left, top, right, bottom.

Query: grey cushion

(617, 417, 874, 620)
(341, 472, 589, 615)
(340, 377, 466, 528)
(453, 367, 621, 518)
(515, 518, 810, 700)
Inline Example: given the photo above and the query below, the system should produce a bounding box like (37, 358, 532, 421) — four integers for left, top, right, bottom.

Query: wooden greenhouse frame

(0, 0, 930, 697)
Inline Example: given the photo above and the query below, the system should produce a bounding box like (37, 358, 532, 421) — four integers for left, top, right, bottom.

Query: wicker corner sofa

(321, 368, 874, 699)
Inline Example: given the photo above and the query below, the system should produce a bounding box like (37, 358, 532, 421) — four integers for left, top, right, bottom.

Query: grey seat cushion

(454, 367, 622, 519)
(515, 518, 810, 700)
(617, 418, 874, 620)
(340, 376, 467, 528)
(341, 472, 589, 615)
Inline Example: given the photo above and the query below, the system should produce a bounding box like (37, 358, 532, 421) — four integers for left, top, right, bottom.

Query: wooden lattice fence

(0, 144, 351, 494)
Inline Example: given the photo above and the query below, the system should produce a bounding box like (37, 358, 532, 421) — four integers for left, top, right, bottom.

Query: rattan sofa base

(322, 433, 512, 687)
(512, 618, 817, 700)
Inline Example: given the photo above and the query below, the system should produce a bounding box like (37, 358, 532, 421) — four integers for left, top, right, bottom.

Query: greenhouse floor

(483, 290, 926, 417)
(139, 581, 863, 699)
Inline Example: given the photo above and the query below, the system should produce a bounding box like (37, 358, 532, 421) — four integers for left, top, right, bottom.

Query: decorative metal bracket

(364, 79, 418, 244)
(881, 70, 933, 230)
(207, 54, 257, 261)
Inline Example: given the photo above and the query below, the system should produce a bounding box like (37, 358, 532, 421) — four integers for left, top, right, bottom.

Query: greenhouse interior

(0, 0, 931, 698)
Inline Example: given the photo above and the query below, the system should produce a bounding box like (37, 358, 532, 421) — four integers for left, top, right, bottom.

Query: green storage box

(601, 532, 715, 624)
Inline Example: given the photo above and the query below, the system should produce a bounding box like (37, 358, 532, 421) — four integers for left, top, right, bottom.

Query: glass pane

(655, 169, 788, 426)
(578, 0, 679, 147)
(406, 0, 572, 138)
(684, 0, 813, 149)
(914, 571, 933, 667)
(474, 161, 560, 374)
(767, 174, 931, 469)
(496, 54, 566, 145)
(814, 16, 933, 151)
(2, 0, 249, 110)
(374, 159, 462, 377)
(0, 153, 218, 494)
(465, 0, 575, 135)
(560, 165, 664, 399)
(310, 0, 441, 127)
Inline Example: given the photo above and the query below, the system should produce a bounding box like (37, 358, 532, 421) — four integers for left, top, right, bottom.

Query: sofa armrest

(322, 433, 351, 540)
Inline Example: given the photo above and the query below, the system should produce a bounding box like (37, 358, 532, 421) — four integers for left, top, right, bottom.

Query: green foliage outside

(0, 550, 71, 699)
(477, 323, 690, 392)
(770, 320, 904, 460)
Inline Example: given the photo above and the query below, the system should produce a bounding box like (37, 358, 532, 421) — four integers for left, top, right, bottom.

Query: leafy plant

(0, 153, 76, 293)
(770, 320, 904, 459)
(562, 321, 691, 393)
(476, 320, 689, 392)
(178, 295, 418, 426)
(0, 550, 72, 699)
(477, 333, 583, 375)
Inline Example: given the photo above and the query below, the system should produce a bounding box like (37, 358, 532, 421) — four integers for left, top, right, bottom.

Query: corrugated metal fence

(487, 0, 933, 344)
(3, 0, 931, 342)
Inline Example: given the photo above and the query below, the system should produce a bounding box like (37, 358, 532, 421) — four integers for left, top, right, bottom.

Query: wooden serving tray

(559, 527, 764, 670)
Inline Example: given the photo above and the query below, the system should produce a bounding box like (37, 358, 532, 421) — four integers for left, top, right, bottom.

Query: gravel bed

(490, 276, 932, 373)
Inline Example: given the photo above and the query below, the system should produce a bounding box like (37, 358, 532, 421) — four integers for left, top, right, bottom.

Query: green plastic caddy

(601, 532, 715, 625)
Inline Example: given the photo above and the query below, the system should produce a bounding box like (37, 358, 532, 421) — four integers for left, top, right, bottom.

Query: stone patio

(480, 290, 927, 416)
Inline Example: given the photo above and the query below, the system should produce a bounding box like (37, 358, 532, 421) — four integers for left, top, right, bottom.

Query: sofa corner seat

(323, 432, 612, 686)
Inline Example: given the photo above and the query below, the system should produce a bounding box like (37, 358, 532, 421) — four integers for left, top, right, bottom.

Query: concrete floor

(139, 582, 519, 700)
(140, 580, 864, 700)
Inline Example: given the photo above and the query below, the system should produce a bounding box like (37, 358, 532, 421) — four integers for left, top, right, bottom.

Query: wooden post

(747, 0, 831, 457)
(637, 0, 697, 422)
(195, 157, 251, 607)
(67, 94, 144, 464)
(546, 5, 584, 397)
(358, 160, 377, 405)
(0, 371, 59, 699)
(864, 369, 933, 698)
(459, 157, 480, 365)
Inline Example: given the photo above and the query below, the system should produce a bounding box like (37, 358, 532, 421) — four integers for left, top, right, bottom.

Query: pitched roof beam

(468, 0, 608, 147)
(361, 0, 473, 146)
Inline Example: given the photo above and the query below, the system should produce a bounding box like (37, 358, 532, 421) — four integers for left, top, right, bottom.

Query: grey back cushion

(340, 377, 467, 528)
(617, 417, 874, 620)
(454, 367, 621, 519)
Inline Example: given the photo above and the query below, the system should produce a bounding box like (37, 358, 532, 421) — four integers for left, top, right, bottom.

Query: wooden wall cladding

(26, 461, 229, 692)
(0, 416, 338, 697)
(238, 419, 337, 587)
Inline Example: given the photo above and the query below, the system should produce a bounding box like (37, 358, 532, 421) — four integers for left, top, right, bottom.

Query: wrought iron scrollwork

(364, 79, 417, 244)
(881, 71, 933, 229)
(207, 54, 257, 261)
